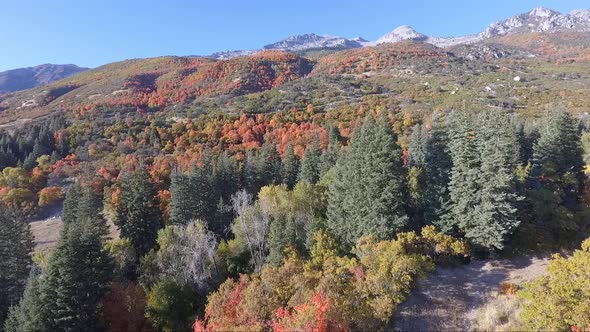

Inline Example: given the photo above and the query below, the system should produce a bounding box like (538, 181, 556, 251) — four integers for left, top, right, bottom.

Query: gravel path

(391, 255, 551, 331)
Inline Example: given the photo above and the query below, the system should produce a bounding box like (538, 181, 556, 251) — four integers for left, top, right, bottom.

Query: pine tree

(38, 187, 114, 331)
(526, 111, 585, 243)
(259, 140, 282, 186)
(281, 144, 300, 189)
(299, 135, 321, 184)
(61, 183, 81, 227)
(327, 113, 408, 247)
(116, 167, 163, 257)
(3, 267, 43, 332)
(213, 152, 239, 202)
(244, 141, 282, 195)
(169, 166, 216, 226)
(422, 112, 453, 227)
(0, 206, 34, 326)
(407, 124, 428, 227)
(441, 111, 481, 235)
(443, 112, 522, 250)
(469, 112, 521, 249)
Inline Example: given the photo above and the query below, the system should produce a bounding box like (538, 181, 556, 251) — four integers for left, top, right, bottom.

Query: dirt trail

(391, 255, 551, 331)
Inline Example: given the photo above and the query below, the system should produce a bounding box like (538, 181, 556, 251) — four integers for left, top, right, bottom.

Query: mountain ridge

(208, 6, 590, 58)
(0, 64, 88, 94)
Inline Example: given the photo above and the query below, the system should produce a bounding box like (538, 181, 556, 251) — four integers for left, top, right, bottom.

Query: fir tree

(115, 167, 163, 257)
(38, 187, 114, 331)
(441, 112, 481, 235)
(61, 183, 81, 227)
(469, 112, 521, 249)
(244, 141, 282, 194)
(213, 152, 239, 202)
(0, 206, 34, 326)
(299, 135, 321, 184)
(3, 267, 44, 332)
(327, 113, 408, 247)
(319, 125, 342, 177)
(281, 144, 300, 189)
(526, 111, 585, 243)
(407, 124, 428, 227)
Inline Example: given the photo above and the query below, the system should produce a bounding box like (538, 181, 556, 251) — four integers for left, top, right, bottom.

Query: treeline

(0, 114, 69, 171)
(1, 109, 588, 331)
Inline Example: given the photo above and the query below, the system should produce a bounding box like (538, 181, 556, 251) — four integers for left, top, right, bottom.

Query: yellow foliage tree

(519, 238, 590, 331)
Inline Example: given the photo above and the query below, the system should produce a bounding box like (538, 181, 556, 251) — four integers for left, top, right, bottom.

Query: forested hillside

(2, 9, 590, 332)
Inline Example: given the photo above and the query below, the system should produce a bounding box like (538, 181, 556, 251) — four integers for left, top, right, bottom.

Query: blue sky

(0, 0, 588, 71)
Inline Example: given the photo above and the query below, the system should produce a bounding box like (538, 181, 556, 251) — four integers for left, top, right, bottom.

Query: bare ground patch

(391, 255, 551, 331)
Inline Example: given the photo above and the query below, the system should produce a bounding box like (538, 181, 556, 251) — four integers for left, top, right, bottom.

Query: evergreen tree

(38, 187, 114, 331)
(116, 167, 163, 257)
(443, 112, 522, 250)
(470, 112, 521, 249)
(3, 267, 44, 332)
(319, 125, 342, 177)
(259, 140, 282, 185)
(0, 206, 34, 326)
(422, 112, 453, 227)
(61, 183, 81, 227)
(281, 144, 300, 189)
(213, 152, 239, 202)
(244, 141, 282, 194)
(299, 135, 321, 184)
(327, 113, 408, 247)
(526, 111, 586, 243)
(407, 124, 428, 227)
(169, 166, 217, 226)
(441, 112, 481, 235)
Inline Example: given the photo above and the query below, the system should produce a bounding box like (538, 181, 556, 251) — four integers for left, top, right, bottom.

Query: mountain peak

(377, 25, 427, 44)
(528, 7, 559, 18)
(263, 33, 362, 51)
(482, 6, 590, 38)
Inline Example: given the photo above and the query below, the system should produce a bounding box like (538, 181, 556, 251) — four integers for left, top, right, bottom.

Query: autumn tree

(519, 237, 590, 330)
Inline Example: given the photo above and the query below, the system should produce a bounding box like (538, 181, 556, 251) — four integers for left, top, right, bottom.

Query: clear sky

(0, 0, 588, 71)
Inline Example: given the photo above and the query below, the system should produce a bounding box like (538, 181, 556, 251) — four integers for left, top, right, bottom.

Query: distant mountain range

(2, 6, 590, 95)
(211, 7, 590, 57)
(0, 64, 88, 94)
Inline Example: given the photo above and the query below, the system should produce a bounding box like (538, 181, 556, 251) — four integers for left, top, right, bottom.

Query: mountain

(0, 52, 313, 124)
(263, 33, 364, 51)
(482, 7, 590, 37)
(210, 33, 366, 59)
(376, 25, 428, 44)
(375, 7, 590, 48)
(209, 7, 590, 59)
(0, 64, 88, 94)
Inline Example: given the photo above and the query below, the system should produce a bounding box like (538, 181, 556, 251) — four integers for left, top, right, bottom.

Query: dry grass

(471, 294, 524, 332)
(30, 217, 63, 250)
(29, 215, 119, 251)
